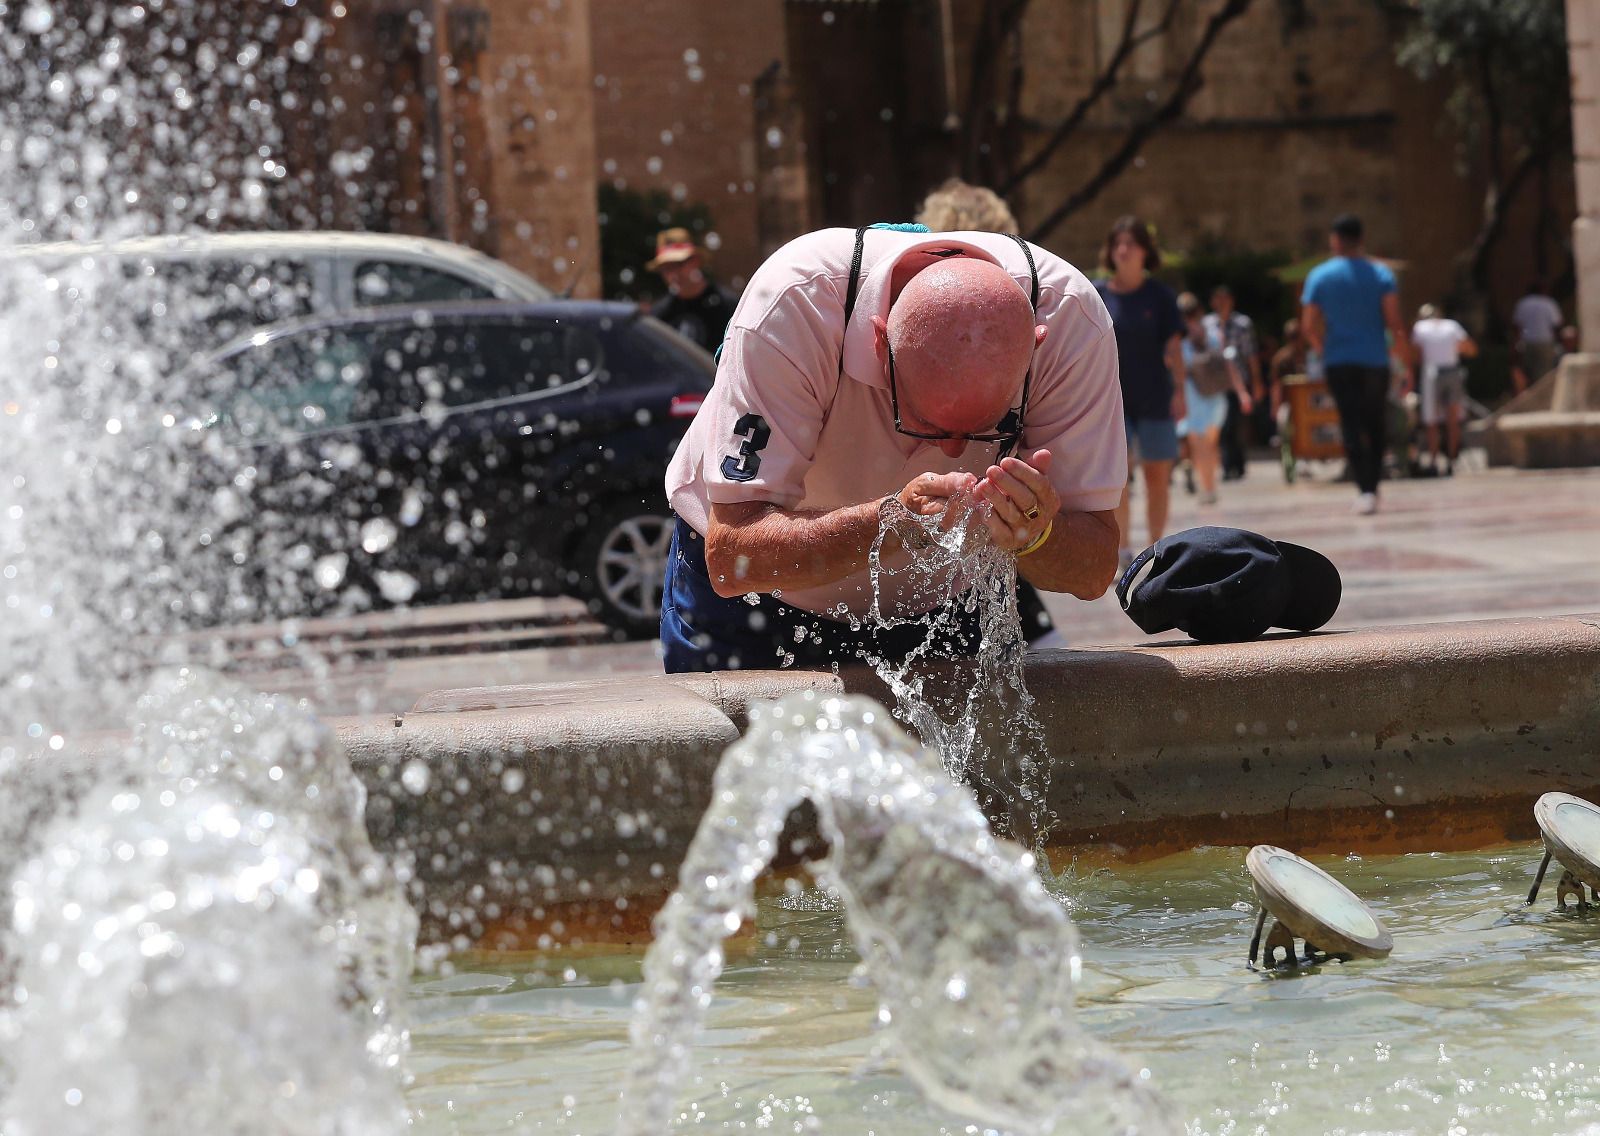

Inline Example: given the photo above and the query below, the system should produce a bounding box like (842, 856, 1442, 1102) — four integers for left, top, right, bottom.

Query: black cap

(1115, 527, 1342, 643)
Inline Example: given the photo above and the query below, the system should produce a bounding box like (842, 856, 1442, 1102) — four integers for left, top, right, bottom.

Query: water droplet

(400, 760, 431, 795)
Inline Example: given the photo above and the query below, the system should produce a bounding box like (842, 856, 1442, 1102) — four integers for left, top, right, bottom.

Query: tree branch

(1025, 0, 1254, 245)
(961, 0, 1033, 182)
(1000, 0, 1184, 197)
(1467, 143, 1546, 296)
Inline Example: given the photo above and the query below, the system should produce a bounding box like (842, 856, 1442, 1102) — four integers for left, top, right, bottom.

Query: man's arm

(1301, 302, 1324, 354)
(1165, 332, 1187, 421)
(974, 450, 1119, 599)
(1016, 508, 1119, 599)
(1382, 292, 1413, 367)
(703, 470, 977, 598)
(703, 499, 884, 598)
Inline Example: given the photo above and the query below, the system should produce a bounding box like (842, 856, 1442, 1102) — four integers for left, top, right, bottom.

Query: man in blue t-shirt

(1300, 213, 1412, 515)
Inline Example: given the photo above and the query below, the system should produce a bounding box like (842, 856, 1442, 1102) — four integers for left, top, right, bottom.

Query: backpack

(1189, 341, 1234, 397)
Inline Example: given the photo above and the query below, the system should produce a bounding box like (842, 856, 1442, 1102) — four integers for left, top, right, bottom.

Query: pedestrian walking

(1204, 285, 1261, 481)
(1410, 303, 1477, 476)
(1178, 291, 1253, 506)
(1094, 216, 1184, 570)
(1299, 213, 1412, 515)
(1510, 281, 1563, 395)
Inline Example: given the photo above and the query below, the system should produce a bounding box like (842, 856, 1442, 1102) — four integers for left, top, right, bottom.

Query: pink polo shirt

(665, 226, 1126, 618)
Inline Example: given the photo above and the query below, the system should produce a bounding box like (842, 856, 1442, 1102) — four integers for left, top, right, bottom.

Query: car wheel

(576, 501, 674, 639)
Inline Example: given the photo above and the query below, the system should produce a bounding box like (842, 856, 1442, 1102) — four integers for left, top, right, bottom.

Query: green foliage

(596, 184, 715, 301)
(1395, 0, 1570, 160)
(1174, 238, 1299, 342)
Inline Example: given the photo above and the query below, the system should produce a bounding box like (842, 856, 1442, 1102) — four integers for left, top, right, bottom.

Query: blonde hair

(915, 178, 1019, 235)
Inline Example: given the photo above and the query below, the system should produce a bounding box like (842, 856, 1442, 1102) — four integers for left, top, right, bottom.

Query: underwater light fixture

(1526, 792, 1600, 910)
(1245, 845, 1393, 968)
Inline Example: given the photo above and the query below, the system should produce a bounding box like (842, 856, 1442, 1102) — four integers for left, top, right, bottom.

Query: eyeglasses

(886, 337, 1030, 458)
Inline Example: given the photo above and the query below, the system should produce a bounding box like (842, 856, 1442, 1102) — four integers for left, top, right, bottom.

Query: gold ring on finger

(1024, 505, 1041, 520)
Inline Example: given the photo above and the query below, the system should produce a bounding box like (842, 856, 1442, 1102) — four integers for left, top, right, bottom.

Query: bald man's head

(885, 258, 1036, 435)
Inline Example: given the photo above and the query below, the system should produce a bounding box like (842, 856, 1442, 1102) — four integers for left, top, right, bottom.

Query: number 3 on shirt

(720, 413, 770, 482)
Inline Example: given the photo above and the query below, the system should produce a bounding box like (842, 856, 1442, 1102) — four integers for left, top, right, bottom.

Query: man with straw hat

(647, 227, 740, 355)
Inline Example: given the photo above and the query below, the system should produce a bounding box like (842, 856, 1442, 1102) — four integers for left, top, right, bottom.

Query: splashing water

(868, 494, 1054, 843)
(619, 692, 1172, 1136)
(0, 668, 415, 1135)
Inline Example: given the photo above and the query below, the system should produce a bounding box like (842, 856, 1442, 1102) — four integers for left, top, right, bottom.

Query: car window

(212, 317, 602, 436)
(215, 327, 379, 438)
(124, 256, 317, 344)
(353, 260, 496, 305)
(596, 316, 716, 392)
(363, 319, 600, 412)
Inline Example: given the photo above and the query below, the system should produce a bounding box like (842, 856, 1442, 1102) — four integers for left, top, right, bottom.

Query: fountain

(1, 670, 414, 1136)
(8, 2, 1600, 1134)
(620, 692, 1170, 1136)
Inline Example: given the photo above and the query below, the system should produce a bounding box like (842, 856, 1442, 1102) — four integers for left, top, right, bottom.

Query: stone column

(1572, 0, 1600, 351)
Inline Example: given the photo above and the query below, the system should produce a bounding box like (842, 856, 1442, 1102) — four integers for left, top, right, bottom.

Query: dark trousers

(661, 518, 989, 673)
(1220, 390, 1246, 477)
(1325, 364, 1390, 495)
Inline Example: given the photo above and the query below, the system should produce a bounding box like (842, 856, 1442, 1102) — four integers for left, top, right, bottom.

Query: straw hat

(646, 227, 704, 271)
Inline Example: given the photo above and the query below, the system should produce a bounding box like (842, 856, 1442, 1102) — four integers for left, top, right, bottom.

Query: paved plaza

(208, 459, 1600, 719)
(1050, 456, 1600, 646)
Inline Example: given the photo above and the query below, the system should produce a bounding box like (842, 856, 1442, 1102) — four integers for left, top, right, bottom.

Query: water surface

(407, 843, 1600, 1134)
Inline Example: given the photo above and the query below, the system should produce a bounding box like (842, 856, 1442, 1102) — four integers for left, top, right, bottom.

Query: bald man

(661, 225, 1126, 672)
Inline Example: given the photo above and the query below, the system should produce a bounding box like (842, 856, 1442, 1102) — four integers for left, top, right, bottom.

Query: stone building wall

(287, 0, 602, 298)
(279, 0, 1574, 319)
(1005, 0, 1573, 327)
(589, 0, 792, 290)
(472, 0, 601, 298)
(1570, 0, 1600, 349)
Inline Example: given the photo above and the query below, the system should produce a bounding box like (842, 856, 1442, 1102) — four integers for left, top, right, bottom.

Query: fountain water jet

(0, 668, 416, 1134)
(619, 690, 1172, 1136)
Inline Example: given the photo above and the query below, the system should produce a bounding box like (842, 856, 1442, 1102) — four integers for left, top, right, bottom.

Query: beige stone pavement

(1049, 455, 1600, 646)
(206, 458, 1600, 719)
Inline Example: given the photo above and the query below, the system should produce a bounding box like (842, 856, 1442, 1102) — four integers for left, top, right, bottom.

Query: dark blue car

(192, 301, 713, 637)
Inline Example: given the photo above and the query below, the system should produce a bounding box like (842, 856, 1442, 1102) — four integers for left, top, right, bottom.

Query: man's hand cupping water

(898, 448, 1061, 556)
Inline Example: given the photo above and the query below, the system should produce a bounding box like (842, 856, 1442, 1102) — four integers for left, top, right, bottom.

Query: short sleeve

(1158, 285, 1183, 343)
(1237, 314, 1258, 357)
(1377, 263, 1397, 295)
(690, 327, 833, 510)
(1022, 323, 1127, 514)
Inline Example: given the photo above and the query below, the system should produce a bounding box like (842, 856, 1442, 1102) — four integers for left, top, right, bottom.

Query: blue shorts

(1125, 416, 1180, 463)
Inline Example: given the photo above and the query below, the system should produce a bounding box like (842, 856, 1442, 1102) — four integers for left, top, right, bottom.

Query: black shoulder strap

(1009, 233, 1040, 309)
(839, 225, 870, 376)
(844, 225, 871, 323)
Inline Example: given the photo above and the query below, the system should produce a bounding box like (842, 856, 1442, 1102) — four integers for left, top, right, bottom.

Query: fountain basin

(335, 613, 1600, 946)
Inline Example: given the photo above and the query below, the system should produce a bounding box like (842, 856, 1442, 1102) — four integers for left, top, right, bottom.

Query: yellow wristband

(1018, 518, 1053, 557)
